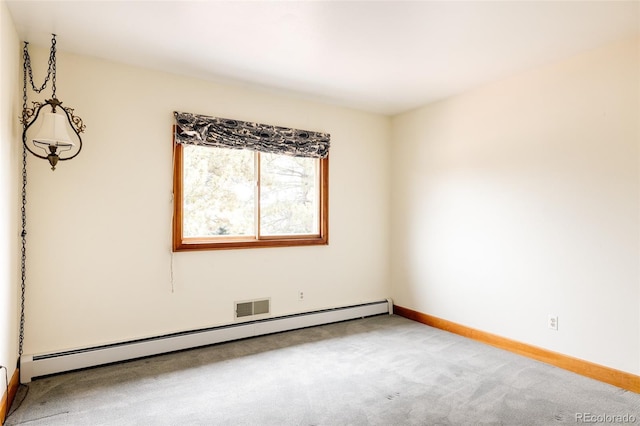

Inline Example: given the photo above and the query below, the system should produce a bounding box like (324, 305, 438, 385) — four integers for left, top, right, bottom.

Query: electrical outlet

(548, 315, 558, 331)
(298, 291, 304, 301)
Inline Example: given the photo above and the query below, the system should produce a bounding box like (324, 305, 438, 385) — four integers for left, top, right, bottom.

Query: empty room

(1, 1, 639, 425)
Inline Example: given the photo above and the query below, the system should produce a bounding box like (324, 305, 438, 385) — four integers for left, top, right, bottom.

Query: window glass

(174, 142, 328, 251)
(183, 146, 254, 238)
(260, 153, 319, 236)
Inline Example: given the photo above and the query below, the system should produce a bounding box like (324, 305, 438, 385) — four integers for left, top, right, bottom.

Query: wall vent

(235, 298, 271, 319)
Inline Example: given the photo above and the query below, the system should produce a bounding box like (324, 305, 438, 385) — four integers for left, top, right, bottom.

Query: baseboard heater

(20, 299, 392, 383)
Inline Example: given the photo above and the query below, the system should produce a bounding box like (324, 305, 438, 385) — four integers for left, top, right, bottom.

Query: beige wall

(20, 47, 391, 355)
(0, 0, 20, 383)
(391, 37, 640, 374)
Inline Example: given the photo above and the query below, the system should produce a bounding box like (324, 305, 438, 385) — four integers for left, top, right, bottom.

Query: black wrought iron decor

(21, 34, 85, 171)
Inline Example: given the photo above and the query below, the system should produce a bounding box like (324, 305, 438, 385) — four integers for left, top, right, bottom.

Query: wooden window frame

(172, 139, 329, 251)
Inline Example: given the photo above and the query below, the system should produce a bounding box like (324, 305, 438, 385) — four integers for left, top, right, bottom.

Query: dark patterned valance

(174, 111, 330, 159)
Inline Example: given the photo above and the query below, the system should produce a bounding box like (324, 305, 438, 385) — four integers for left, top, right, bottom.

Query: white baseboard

(20, 299, 392, 383)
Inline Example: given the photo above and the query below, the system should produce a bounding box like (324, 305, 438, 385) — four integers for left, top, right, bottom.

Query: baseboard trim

(393, 305, 640, 393)
(0, 367, 19, 425)
(21, 300, 392, 382)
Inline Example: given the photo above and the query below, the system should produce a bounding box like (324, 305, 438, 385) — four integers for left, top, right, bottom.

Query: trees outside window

(173, 143, 328, 251)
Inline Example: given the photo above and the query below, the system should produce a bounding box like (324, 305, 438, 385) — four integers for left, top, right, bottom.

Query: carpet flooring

(5, 315, 640, 425)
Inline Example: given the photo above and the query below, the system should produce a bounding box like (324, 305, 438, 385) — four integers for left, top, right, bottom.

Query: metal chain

(19, 137, 27, 358)
(23, 34, 57, 97)
(51, 35, 57, 99)
(18, 40, 30, 358)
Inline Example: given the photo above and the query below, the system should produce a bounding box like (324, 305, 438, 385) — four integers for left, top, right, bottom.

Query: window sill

(173, 235, 328, 252)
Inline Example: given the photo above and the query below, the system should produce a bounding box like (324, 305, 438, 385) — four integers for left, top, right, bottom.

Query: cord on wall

(169, 191, 175, 294)
(170, 250, 175, 294)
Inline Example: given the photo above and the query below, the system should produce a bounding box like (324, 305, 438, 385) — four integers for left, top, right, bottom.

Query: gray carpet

(6, 315, 640, 425)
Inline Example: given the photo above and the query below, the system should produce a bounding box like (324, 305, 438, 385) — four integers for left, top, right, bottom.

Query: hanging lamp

(21, 34, 85, 171)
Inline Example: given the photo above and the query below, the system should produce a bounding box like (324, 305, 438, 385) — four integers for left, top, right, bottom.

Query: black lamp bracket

(21, 98, 85, 162)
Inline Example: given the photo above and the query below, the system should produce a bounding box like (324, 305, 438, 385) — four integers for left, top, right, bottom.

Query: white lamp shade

(32, 112, 75, 148)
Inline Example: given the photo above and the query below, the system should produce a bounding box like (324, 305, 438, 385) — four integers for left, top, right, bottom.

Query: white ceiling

(6, 0, 640, 115)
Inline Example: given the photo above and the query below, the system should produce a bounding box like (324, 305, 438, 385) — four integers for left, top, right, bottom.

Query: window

(172, 113, 329, 251)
